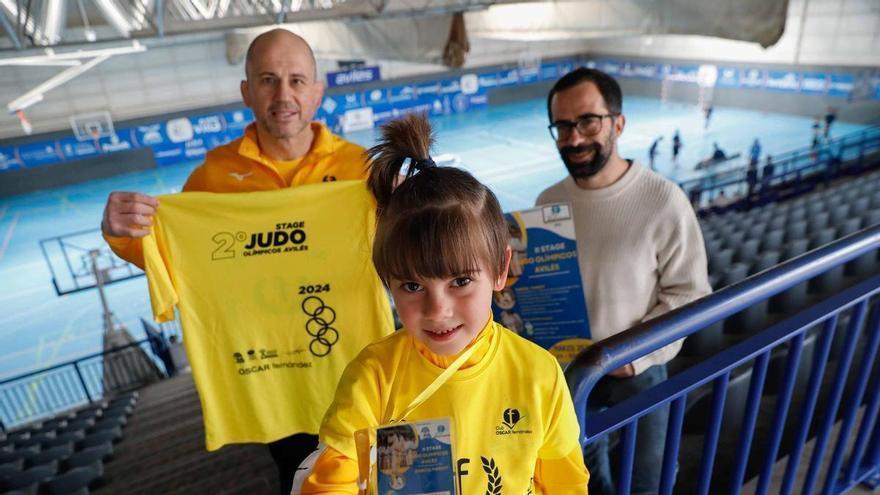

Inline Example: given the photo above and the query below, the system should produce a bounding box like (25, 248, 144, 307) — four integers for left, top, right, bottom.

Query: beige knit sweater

(536, 161, 711, 374)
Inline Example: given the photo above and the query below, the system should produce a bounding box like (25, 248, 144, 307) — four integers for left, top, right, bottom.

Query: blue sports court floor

(0, 96, 868, 379)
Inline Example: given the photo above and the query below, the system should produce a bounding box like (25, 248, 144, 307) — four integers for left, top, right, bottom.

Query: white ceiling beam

(0, 41, 146, 65)
(7, 54, 110, 112)
(91, 0, 135, 37)
(38, 0, 67, 45)
(0, 6, 22, 49)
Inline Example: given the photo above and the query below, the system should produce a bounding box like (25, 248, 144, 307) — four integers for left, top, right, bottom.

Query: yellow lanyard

(385, 341, 481, 424)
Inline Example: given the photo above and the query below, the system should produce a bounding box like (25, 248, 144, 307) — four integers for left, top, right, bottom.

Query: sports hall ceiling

(1, 0, 789, 52)
(0, 0, 522, 50)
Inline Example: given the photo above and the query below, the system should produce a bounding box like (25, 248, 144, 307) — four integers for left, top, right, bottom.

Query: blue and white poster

(492, 203, 591, 366)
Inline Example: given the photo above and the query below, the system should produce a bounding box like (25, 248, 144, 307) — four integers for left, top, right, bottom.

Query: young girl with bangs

(293, 114, 589, 494)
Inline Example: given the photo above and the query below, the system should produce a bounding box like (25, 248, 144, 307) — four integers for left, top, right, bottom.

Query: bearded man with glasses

(536, 67, 711, 495)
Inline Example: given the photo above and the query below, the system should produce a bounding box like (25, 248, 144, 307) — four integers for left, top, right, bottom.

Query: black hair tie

(411, 157, 436, 171)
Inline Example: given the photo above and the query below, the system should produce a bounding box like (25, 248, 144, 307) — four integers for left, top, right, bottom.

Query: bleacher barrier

(0, 338, 167, 430)
(681, 125, 880, 210)
(566, 224, 880, 495)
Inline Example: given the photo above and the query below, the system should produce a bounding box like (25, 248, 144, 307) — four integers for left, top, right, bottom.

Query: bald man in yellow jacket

(101, 29, 368, 495)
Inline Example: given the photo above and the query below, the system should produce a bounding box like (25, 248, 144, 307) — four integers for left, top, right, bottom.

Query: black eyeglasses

(548, 113, 618, 140)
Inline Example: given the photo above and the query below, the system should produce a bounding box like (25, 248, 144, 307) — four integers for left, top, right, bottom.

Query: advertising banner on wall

(2, 57, 876, 176)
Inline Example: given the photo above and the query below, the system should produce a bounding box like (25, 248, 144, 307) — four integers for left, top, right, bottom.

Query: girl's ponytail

(366, 113, 435, 213)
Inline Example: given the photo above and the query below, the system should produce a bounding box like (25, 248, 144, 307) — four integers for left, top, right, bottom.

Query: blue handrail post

(824, 304, 880, 494)
(803, 300, 868, 495)
(73, 362, 93, 404)
(728, 351, 770, 494)
(780, 316, 839, 495)
(659, 396, 686, 495)
(843, 312, 880, 485)
(617, 421, 638, 495)
(697, 372, 730, 495)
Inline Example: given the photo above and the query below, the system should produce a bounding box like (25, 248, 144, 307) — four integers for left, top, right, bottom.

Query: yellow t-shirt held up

(141, 180, 394, 450)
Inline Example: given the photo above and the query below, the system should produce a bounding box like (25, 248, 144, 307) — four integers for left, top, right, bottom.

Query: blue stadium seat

(44, 466, 102, 495)
(0, 447, 38, 467)
(42, 430, 85, 450)
(788, 208, 807, 223)
(15, 433, 55, 449)
(850, 196, 870, 214)
(63, 419, 95, 433)
(761, 229, 785, 252)
(836, 217, 862, 238)
(80, 427, 121, 449)
(23, 443, 73, 468)
(722, 231, 746, 250)
(681, 321, 725, 359)
(5, 432, 30, 444)
(718, 263, 749, 290)
(771, 239, 811, 313)
(809, 228, 845, 294)
(735, 239, 760, 263)
(769, 215, 787, 231)
(0, 459, 24, 480)
(863, 208, 880, 228)
(750, 251, 781, 275)
(829, 203, 851, 226)
(785, 220, 808, 242)
(809, 227, 836, 250)
(93, 415, 127, 432)
(705, 238, 723, 255)
(746, 223, 766, 241)
(64, 443, 112, 473)
(807, 212, 830, 233)
(807, 201, 825, 216)
(709, 248, 734, 275)
(0, 464, 56, 495)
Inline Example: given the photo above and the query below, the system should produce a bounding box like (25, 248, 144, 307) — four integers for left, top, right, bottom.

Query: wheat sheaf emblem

(481, 456, 502, 494)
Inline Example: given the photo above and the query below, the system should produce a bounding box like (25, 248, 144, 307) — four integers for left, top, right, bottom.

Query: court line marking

(0, 212, 20, 264)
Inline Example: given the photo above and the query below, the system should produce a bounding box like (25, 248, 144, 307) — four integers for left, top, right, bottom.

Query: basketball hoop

(697, 65, 718, 112)
(90, 126, 102, 153)
(15, 110, 33, 135)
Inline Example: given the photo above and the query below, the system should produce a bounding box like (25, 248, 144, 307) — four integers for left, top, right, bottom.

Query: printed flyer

(374, 418, 455, 494)
(492, 203, 591, 365)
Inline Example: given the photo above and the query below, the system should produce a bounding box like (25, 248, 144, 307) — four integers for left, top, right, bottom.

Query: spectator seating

(670, 169, 880, 492)
(0, 391, 138, 495)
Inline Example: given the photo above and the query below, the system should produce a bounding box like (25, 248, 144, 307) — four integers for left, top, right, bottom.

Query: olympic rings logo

(301, 296, 339, 357)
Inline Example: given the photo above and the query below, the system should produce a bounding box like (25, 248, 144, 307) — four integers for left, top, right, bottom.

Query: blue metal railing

(679, 126, 880, 209)
(566, 224, 880, 494)
(0, 337, 167, 430)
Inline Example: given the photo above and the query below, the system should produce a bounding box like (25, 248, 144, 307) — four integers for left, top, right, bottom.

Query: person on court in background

(100, 29, 368, 495)
(672, 129, 682, 166)
(824, 106, 837, 138)
(648, 136, 662, 171)
(703, 103, 714, 130)
(747, 138, 762, 199)
(538, 67, 711, 494)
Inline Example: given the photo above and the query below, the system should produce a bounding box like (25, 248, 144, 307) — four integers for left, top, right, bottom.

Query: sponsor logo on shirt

(233, 347, 312, 375)
(496, 407, 533, 436)
(229, 171, 253, 181)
